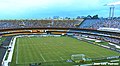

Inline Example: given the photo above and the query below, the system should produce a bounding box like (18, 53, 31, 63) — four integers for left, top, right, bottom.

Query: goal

(71, 54, 86, 62)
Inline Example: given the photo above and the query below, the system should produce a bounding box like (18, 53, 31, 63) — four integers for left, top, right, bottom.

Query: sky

(0, 0, 119, 19)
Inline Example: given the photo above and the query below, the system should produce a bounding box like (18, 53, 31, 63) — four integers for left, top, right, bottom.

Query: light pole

(104, 1, 120, 19)
(111, 6, 115, 20)
(109, 6, 115, 20)
(109, 7, 112, 19)
(107, 5, 115, 20)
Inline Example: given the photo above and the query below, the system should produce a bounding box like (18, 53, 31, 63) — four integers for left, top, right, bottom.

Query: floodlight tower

(111, 6, 115, 20)
(104, 1, 120, 19)
(109, 7, 112, 19)
(104, 4, 115, 20)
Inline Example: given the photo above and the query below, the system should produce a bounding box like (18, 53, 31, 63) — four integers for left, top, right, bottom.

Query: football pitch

(10, 36, 120, 66)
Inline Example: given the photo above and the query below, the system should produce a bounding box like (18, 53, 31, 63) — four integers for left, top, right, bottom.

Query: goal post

(71, 54, 86, 62)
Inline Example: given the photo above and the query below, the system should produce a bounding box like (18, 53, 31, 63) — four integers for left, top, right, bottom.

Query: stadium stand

(79, 19, 120, 29)
(77, 34, 120, 46)
(0, 19, 83, 29)
(0, 36, 13, 66)
(0, 19, 120, 66)
(77, 19, 120, 46)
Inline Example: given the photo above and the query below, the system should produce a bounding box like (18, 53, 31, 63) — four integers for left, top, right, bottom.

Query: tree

(53, 16, 59, 19)
(65, 17, 70, 20)
(87, 15, 92, 19)
(76, 16, 81, 19)
(92, 15, 99, 19)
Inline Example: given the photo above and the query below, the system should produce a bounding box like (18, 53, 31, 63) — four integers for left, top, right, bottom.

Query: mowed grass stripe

(14, 36, 120, 65)
(28, 38, 43, 62)
(31, 38, 47, 62)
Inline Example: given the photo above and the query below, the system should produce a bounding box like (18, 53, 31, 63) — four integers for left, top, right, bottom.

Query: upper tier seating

(0, 19, 83, 29)
(79, 19, 120, 29)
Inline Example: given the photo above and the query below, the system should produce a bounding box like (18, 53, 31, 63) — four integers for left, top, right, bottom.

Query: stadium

(0, 0, 120, 66)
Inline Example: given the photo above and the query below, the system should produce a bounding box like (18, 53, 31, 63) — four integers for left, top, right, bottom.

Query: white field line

(28, 37, 47, 63)
(40, 54, 46, 62)
(29, 38, 46, 62)
(16, 39, 19, 64)
(46, 44, 66, 61)
(60, 57, 64, 60)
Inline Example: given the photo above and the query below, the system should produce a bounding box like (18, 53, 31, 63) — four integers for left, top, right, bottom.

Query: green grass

(0, 37, 6, 55)
(98, 42, 109, 45)
(10, 36, 120, 66)
(86, 39, 109, 46)
(0, 37, 6, 46)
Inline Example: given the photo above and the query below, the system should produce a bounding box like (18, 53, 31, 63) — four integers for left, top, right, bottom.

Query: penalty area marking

(40, 54, 46, 62)
(60, 57, 64, 60)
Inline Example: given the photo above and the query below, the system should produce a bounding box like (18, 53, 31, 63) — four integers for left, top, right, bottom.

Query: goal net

(71, 54, 86, 61)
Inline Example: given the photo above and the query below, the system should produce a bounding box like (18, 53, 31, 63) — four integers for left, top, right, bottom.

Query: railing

(2, 37, 16, 66)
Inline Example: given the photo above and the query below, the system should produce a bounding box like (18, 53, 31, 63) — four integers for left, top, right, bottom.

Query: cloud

(0, 0, 101, 16)
(107, 1, 120, 6)
(0, 0, 100, 10)
(0, 0, 119, 19)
